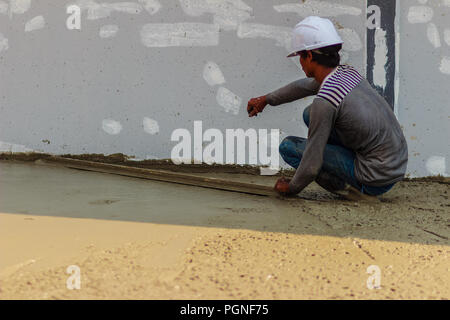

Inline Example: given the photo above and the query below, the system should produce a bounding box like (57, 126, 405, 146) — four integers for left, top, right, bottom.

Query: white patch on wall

(273, 1, 362, 17)
(76, 1, 142, 20)
(25, 16, 46, 32)
(179, 0, 252, 31)
(77, 0, 109, 20)
(418, 0, 428, 3)
(99, 24, 119, 38)
(439, 56, 450, 74)
(109, 2, 142, 14)
(425, 156, 448, 176)
(426, 23, 441, 48)
(373, 28, 388, 89)
(8, 0, 31, 15)
(102, 119, 123, 135)
(203, 61, 226, 87)
(0, 141, 35, 152)
(141, 23, 219, 47)
(338, 28, 363, 52)
(216, 87, 242, 115)
(444, 29, 450, 46)
(0, 32, 8, 52)
(407, 6, 433, 24)
(237, 23, 292, 51)
(129, 154, 160, 161)
(143, 117, 159, 135)
(442, 0, 450, 7)
(138, 0, 161, 15)
(0, 1, 8, 14)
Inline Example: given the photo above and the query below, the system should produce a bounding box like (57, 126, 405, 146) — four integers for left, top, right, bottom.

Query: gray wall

(0, 0, 448, 177)
(396, 0, 450, 177)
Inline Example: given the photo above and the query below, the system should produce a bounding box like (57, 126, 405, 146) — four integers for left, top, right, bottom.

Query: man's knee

(303, 106, 311, 127)
(279, 136, 296, 159)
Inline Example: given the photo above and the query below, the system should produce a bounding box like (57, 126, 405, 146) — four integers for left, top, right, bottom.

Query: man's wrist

(264, 94, 272, 106)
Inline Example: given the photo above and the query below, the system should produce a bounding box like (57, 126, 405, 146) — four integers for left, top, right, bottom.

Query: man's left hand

(274, 177, 292, 195)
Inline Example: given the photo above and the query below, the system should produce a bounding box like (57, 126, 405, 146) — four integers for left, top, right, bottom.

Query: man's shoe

(334, 184, 379, 202)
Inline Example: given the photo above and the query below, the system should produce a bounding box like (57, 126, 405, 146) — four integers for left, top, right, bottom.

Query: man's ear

(307, 51, 313, 61)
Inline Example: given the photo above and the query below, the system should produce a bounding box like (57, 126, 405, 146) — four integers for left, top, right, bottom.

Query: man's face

(300, 51, 313, 77)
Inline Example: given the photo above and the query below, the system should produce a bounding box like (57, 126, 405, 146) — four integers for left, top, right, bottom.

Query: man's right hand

(247, 95, 267, 117)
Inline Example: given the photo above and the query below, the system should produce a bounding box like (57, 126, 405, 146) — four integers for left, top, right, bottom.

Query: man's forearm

(266, 78, 320, 106)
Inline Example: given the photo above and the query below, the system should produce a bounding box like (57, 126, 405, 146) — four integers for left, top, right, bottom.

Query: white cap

(287, 16, 343, 58)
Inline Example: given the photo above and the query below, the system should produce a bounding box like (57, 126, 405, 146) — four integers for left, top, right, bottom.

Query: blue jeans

(279, 107, 395, 196)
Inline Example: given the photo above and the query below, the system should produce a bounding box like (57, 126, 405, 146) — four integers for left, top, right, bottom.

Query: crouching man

(247, 16, 408, 199)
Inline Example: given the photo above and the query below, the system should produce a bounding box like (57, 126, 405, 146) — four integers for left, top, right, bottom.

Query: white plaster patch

(99, 24, 119, 38)
(138, 0, 161, 15)
(0, 141, 34, 152)
(128, 155, 160, 161)
(260, 167, 280, 176)
(25, 16, 46, 32)
(143, 117, 159, 135)
(439, 56, 450, 74)
(0, 32, 8, 52)
(338, 28, 363, 52)
(0, 1, 8, 14)
(109, 2, 142, 14)
(444, 29, 450, 46)
(76, 1, 142, 20)
(179, 0, 252, 31)
(273, 1, 361, 17)
(407, 6, 433, 24)
(373, 28, 388, 89)
(141, 23, 219, 47)
(442, 0, 450, 7)
(102, 119, 122, 135)
(427, 23, 441, 48)
(203, 61, 226, 87)
(81, 1, 110, 20)
(425, 156, 448, 176)
(237, 23, 292, 51)
(216, 87, 241, 115)
(9, 0, 31, 14)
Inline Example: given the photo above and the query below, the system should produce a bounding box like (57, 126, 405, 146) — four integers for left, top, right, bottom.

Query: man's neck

(314, 66, 337, 84)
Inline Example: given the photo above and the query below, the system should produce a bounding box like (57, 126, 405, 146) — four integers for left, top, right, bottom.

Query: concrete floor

(0, 160, 449, 299)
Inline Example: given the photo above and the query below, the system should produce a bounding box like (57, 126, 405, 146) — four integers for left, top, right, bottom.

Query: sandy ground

(0, 160, 449, 299)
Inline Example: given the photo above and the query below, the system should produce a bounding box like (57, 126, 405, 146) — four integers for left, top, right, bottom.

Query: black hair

(299, 44, 342, 68)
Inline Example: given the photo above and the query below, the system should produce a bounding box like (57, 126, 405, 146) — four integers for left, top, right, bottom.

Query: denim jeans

(279, 107, 395, 196)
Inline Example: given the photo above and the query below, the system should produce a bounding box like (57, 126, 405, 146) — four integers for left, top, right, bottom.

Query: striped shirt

(317, 65, 363, 108)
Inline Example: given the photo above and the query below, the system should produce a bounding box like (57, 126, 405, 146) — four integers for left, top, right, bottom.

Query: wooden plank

(41, 156, 277, 197)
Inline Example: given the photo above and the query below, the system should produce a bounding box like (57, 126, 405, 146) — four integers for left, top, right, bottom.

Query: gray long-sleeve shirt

(266, 66, 408, 194)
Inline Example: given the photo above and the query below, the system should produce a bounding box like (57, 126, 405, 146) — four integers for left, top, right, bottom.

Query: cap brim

(287, 52, 298, 58)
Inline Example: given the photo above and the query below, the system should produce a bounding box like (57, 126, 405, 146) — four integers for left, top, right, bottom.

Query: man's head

(298, 44, 342, 76)
(287, 16, 343, 75)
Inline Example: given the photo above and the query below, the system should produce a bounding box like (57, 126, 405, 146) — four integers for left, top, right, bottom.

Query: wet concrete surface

(1, 160, 448, 243)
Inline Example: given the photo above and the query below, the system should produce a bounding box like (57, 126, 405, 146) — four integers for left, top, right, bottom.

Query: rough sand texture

(0, 161, 449, 299)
